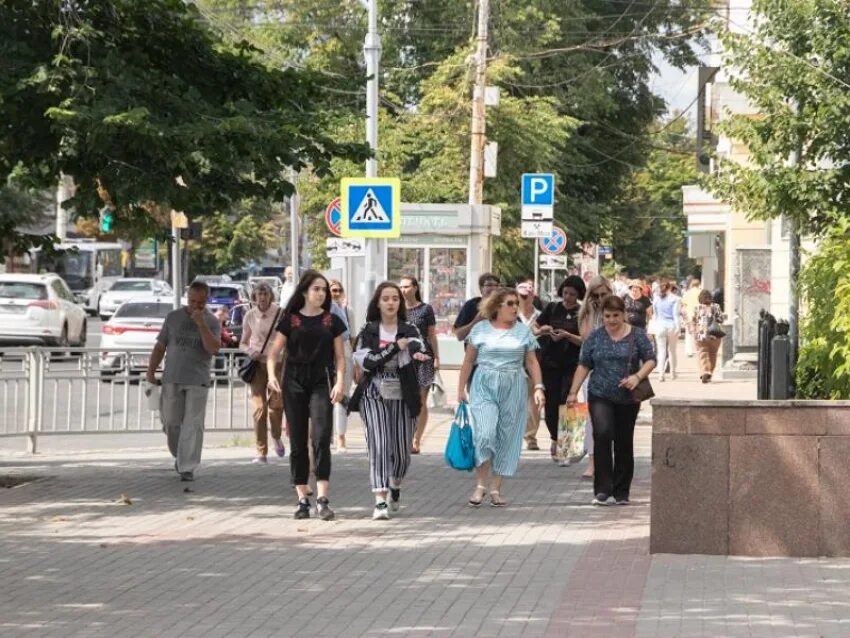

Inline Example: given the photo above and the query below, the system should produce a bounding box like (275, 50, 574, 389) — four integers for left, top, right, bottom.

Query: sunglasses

(330, 288, 342, 293)
(503, 300, 519, 307)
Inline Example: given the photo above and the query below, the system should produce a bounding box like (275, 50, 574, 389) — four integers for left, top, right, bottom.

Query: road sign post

(521, 173, 556, 293)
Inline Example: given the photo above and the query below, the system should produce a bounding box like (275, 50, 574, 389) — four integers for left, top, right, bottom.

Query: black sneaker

(294, 498, 311, 519)
(591, 493, 610, 506)
(615, 497, 630, 506)
(316, 497, 335, 521)
(179, 471, 194, 482)
(389, 488, 401, 512)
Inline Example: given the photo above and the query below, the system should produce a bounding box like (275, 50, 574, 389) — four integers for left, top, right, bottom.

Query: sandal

(489, 490, 506, 507)
(468, 485, 486, 507)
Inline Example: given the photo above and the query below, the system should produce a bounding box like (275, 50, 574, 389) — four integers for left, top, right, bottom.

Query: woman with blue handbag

(457, 287, 545, 508)
(349, 282, 430, 520)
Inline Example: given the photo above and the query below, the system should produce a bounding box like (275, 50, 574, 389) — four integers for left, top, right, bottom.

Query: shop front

(388, 203, 501, 367)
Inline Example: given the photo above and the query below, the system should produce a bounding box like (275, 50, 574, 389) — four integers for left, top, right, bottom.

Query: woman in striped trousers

(457, 287, 545, 508)
(350, 282, 430, 520)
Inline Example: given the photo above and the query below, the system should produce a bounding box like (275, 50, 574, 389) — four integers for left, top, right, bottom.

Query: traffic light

(99, 207, 114, 233)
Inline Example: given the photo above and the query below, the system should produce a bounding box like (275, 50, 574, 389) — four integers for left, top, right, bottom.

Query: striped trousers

(361, 392, 417, 492)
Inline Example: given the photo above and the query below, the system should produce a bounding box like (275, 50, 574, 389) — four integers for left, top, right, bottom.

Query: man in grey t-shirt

(146, 281, 221, 481)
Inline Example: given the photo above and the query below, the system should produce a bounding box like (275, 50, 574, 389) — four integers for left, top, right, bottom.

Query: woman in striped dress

(350, 282, 430, 520)
(457, 287, 545, 507)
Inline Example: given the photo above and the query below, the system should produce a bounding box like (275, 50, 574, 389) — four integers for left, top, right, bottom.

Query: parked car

(98, 278, 173, 320)
(181, 283, 249, 312)
(0, 274, 87, 347)
(83, 276, 121, 317)
(100, 300, 172, 374)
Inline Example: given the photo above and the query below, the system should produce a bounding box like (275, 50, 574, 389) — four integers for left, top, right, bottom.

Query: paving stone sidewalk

(4, 359, 850, 637)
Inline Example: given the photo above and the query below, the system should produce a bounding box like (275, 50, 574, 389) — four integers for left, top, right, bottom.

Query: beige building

(684, 0, 798, 352)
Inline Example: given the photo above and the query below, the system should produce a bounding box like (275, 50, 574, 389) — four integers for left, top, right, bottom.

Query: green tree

(796, 219, 850, 399)
(296, 53, 577, 283)
(188, 199, 280, 275)
(0, 0, 369, 245)
(706, 0, 850, 237)
(608, 117, 700, 277)
(194, 0, 712, 251)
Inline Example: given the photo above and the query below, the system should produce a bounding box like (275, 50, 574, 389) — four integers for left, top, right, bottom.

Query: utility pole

(56, 174, 73, 241)
(289, 168, 300, 278)
(787, 102, 802, 397)
(363, 0, 385, 293)
(468, 0, 489, 205)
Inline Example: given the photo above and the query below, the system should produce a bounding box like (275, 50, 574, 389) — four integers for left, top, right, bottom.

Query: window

(51, 280, 68, 301)
(429, 248, 466, 335)
(0, 282, 47, 300)
(388, 248, 424, 284)
(209, 287, 240, 300)
(115, 302, 173, 319)
(111, 280, 153, 292)
(98, 249, 123, 277)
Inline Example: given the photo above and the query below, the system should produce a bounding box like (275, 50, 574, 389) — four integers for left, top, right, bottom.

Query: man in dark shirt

(452, 272, 500, 341)
(623, 279, 652, 330)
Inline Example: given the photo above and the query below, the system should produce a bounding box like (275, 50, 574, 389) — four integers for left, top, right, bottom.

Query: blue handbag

(444, 401, 475, 471)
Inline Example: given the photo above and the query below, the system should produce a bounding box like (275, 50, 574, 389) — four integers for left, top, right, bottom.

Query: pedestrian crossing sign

(340, 177, 401, 238)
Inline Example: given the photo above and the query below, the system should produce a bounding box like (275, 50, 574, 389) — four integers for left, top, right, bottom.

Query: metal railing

(0, 347, 254, 452)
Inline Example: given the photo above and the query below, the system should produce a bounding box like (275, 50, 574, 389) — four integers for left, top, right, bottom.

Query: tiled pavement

(4, 356, 850, 637)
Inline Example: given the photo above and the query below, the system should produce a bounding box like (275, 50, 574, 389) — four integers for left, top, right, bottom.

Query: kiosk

(335, 203, 501, 367)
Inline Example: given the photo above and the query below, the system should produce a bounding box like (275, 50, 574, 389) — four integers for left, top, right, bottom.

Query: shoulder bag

(706, 306, 726, 338)
(626, 331, 655, 403)
(238, 307, 281, 383)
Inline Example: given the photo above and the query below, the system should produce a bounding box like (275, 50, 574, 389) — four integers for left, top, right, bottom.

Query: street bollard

(770, 320, 791, 399)
(757, 310, 776, 400)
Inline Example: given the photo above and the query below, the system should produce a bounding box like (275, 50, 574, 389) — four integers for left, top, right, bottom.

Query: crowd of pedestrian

(145, 268, 723, 516)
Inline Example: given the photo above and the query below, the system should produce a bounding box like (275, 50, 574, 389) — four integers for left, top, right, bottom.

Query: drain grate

(0, 475, 41, 488)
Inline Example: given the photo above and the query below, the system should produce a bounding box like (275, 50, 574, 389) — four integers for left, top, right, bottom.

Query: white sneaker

(372, 501, 390, 520)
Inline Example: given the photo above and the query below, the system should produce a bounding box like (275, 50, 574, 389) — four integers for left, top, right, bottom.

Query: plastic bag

(444, 401, 475, 471)
(557, 402, 588, 466)
(428, 370, 446, 410)
(144, 381, 161, 412)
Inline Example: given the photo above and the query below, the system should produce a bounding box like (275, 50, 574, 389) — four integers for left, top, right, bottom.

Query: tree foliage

(0, 0, 369, 244)
(706, 0, 850, 237)
(196, 0, 711, 273)
(796, 218, 850, 399)
(608, 117, 700, 278)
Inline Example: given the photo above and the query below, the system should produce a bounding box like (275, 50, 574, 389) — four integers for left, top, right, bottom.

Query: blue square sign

(521, 173, 555, 207)
(340, 177, 401, 238)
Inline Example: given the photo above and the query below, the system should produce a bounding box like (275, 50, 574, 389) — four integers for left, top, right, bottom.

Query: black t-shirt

(453, 297, 482, 329)
(536, 302, 581, 369)
(277, 311, 346, 367)
(624, 295, 652, 329)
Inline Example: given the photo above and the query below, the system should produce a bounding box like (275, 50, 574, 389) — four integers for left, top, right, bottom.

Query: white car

(0, 274, 87, 347)
(98, 278, 173, 320)
(100, 300, 173, 373)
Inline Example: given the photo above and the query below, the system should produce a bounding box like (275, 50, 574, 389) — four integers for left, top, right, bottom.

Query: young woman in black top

(266, 270, 346, 521)
(532, 276, 586, 460)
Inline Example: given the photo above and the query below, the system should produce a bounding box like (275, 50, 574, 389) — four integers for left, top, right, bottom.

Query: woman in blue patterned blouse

(457, 287, 545, 508)
(567, 295, 656, 506)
